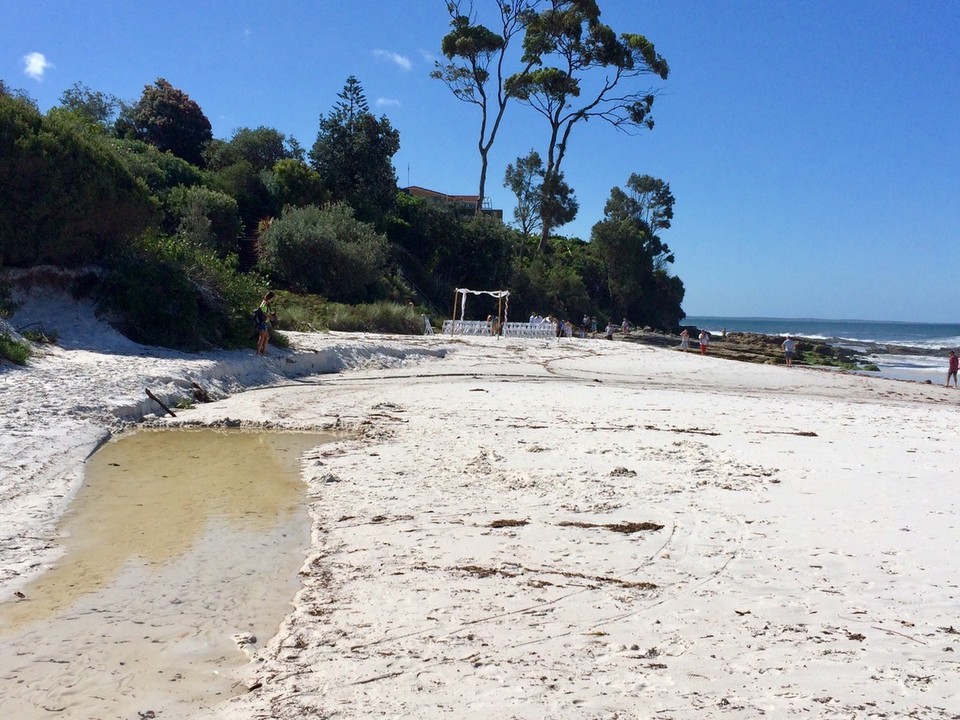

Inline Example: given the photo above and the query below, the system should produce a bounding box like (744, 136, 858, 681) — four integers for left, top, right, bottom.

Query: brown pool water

(0, 429, 327, 720)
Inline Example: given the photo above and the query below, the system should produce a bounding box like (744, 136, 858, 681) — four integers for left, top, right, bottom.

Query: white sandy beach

(2, 285, 960, 719)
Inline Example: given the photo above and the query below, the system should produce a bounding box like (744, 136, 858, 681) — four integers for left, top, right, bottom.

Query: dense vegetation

(0, 2, 686, 353)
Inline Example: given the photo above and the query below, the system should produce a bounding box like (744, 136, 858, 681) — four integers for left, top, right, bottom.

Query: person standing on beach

(256, 291, 276, 356)
(680, 328, 690, 351)
(782, 336, 796, 367)
(947, 350, 959, 387)
(698, 330, 709, 354)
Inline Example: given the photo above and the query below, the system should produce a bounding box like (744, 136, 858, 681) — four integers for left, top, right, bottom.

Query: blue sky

(3, 1, 959, 322)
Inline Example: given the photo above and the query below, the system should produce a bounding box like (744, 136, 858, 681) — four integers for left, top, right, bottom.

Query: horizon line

(683, 314, 957, 326)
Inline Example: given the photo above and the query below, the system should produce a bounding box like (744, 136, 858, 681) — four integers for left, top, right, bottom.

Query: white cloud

(22, 52, 53, 81)
(373, 49, 412, 72)
(375, 97, 401, 108)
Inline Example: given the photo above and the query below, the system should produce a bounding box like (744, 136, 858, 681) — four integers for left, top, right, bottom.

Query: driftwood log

(145, 388, 176, 418)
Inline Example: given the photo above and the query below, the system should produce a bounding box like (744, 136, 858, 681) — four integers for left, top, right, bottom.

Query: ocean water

(685, 316, 960, 383)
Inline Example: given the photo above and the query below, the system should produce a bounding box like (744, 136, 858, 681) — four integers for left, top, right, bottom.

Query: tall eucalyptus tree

(432, 0, 539, 214)
(505, 0, 669, 250)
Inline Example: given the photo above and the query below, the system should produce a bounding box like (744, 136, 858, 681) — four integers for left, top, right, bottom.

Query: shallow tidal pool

(0, 428, 328, 720)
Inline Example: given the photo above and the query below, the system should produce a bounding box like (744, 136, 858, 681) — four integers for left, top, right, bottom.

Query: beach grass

(271, 291, 425, 335)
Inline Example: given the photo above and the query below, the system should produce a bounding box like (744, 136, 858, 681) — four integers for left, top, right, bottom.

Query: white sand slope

(2, 288, 959, 719)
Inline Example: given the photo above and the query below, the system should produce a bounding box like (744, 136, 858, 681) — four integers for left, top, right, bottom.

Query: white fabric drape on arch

(453, 288, 510, 325)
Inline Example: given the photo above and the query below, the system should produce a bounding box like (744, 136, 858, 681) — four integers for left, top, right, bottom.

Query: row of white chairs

(439, 320, 557, 339)
(441, 320, 492, 335)
(501, 322, 557, 339)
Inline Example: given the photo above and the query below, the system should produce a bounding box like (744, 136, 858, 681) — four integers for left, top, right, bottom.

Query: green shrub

(265, 158, 326, 208)
(98, 233, 266, 350)
(0, 333, 29, 364)
(166, 185, 243, 256)
(108, 138, 203, 195)
(258, 203, 388, 302)
(0, 95, 159, 266)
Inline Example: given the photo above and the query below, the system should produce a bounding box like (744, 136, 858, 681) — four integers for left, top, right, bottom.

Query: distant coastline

(684, 316, 960, 347)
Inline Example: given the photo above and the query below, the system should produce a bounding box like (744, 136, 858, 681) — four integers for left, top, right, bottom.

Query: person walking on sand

(698, 330, 710, 355)
(782, 336, 796, 367)
(680, 328, 690, 351)
(256, 291, 276, 356)
(948, 350, 959, 387)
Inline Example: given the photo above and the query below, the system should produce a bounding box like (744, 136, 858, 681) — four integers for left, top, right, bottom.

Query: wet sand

(0, 430, 324, 720)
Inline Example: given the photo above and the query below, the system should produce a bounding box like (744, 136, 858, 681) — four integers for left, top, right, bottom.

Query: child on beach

(256, 291, 276, 356)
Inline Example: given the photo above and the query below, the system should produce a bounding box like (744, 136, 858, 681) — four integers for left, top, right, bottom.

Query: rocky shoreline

(627, 329, 880, 371)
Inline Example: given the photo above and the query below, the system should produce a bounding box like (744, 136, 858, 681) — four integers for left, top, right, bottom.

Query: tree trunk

(537, 221, 550, 252)
(476, 151, 488, 215)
